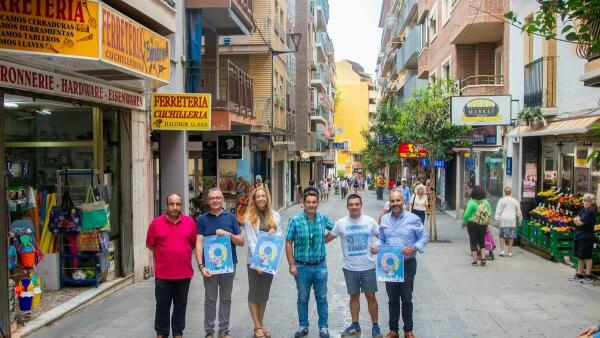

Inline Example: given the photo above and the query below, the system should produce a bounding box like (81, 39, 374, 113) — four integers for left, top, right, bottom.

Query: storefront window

(542, 143, 558, 190)
(560, 142, 575, 193)
(482, 153, 504, 209)
(592, 159, 600, 197)
(463, 152, 478, 205)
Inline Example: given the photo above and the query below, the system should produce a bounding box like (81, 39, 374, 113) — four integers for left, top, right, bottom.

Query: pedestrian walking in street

(408, 185, 429, 224)
(494, 186, 522, 257)
(371, 188, 428, 338)
(462, 186, 492, 266)
(388, 178, 395, 191)
(353, 177, 360, 193)
(570, 193, 597, 284)
(285, 187, 335, 338)
(243, 187, 282, 338)
(325, 194, 384, 337)
(146, 194, 197, 338)
(399, 178, 411, 208)
(195, 189, 245, 338)
(340, 178, 349, 199)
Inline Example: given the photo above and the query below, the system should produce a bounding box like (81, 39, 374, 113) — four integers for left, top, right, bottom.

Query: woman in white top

(244, 187, 282, 338)
(408, 184, 429, 223)
(494, 186, 522, 257)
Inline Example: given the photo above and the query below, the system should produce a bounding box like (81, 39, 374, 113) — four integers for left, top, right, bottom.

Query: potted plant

(519, 107, 547, 128)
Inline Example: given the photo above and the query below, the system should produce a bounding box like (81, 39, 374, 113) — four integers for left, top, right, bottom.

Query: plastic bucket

(32, 288, 42, 308)
(18, 292, 33, 312)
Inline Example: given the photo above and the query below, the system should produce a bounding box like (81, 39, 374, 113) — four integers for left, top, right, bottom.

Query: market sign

(151, 94, 211, 131)
(451, 95, 511, 126)
(0, 60, 144, 109)
(101, 5, 170, 83)
(0, 0, 100, 58)
(398, 143, 427, 158)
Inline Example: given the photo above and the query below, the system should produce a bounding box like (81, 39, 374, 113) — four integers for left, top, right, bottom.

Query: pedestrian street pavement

(30, 190, 600, 338)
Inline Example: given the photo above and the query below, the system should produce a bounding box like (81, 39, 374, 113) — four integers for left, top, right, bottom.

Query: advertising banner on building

(0, 0, 100, 58)
(101, 4, 170, 83)
(523, 163, 537, 198)
(0, 60, 144, 109)
(151, 94, 211, 131)
(451, 95, 511, 126)
(398, 144, 427, 158)
(575, 146, 590, 168)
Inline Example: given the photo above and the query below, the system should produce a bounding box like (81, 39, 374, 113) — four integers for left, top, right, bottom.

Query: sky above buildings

(328, 0, 383, 76)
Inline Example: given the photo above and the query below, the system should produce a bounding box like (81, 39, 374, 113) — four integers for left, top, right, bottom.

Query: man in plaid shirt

(286, 187, 334, 338)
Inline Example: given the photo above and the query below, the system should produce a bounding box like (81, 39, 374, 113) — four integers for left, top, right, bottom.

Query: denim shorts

(499, 227, 516, 239)
(342, 268, 378, 295)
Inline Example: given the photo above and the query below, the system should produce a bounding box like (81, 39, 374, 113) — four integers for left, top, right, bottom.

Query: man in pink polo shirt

(146, 193, 196, 338)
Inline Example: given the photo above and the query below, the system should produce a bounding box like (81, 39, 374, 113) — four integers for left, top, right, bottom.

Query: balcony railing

(235, 0, 254, 17)
(524, 57, 557, 108)
(392, 0, 418, 38)
(312, 0, 329, 26)
(311, 66, 327, 86)
(459, 75, 504, 89)
(186, 60, 254, 118)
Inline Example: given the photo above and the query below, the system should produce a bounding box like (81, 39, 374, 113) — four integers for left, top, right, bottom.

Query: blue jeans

(295, 261, 328, 328)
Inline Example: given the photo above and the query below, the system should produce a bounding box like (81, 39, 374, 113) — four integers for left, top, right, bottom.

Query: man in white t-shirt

(326, 194, 383, 337)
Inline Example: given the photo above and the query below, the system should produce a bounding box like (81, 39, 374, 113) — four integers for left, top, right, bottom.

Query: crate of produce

(541, 233, 551, 249)
(550, 231, 574, 241)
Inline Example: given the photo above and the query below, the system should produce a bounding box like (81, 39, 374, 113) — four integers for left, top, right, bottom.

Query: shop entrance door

(483, 155, 504, 210)
(561, 155, 574, 194)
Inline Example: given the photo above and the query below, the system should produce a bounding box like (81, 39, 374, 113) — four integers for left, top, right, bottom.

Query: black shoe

(471, 261, 478, 266)
(481, 259, 487, 266)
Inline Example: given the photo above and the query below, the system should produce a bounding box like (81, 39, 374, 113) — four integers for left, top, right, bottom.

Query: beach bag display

(49, 191, 81, 233)
(77, 230, 101, 252)
(81, 187, 109, 231)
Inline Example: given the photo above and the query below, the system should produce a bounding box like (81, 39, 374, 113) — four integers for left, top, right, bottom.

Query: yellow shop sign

(101, 5, 170, 83)
(152, 94, 212, 131)
(0, 0, 99, 58)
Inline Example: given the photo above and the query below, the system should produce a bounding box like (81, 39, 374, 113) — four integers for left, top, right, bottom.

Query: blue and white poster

(204, 235, 234, 274)
(250, 232, 284, 275)
(376, 246, 404, 282)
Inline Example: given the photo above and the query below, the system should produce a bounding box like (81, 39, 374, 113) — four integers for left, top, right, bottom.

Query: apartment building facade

(376, 0, 510, 213)
(295, 0, 337, 188)
(505, 0, 600, 212)
(333, 60, 377, 177)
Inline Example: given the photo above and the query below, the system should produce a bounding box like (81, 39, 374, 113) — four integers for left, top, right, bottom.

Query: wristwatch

(198, 264, 205, 270)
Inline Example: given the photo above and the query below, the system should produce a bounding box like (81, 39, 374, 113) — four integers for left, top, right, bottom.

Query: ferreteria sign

(0, 1, 170, 83)
(451, 95, 511, 126)
(151, 94, 212, 131)
(0, 59, 144, 109)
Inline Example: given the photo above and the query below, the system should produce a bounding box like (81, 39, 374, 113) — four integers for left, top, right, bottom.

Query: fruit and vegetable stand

(517, 188, 600, 274)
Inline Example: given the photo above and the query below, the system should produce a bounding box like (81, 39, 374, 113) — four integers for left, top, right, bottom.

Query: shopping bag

(49, 191, 81, 233)
(81, 187, 109, 231)
(77, 230, 101, 252)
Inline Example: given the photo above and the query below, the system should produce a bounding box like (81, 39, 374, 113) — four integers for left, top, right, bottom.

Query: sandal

(480, 259, 487, 266)
(263, 329, 272, 338)
(254, 327, 267, 338)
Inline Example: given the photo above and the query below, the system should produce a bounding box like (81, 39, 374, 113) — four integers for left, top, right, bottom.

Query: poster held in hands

(376, 245, 404, 282)
(203, 235, 234, 274)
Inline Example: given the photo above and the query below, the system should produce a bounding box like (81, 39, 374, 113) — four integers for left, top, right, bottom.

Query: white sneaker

(499, 251, 505, 257)
(508, 252, 513, 257)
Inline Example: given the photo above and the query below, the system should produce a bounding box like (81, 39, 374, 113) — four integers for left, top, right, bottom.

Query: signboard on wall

(0, 60, 145, 109)
(575, 146, 590, 168)
(506, 157, 512, 176)
(470, 126, 498, 145)
(101, 4, 170, 83)
(398, 144, 427, 158)
(218, 135, 243, 159)
(451, 95, 511, 126)
(151, 94, 211, 130)
(0, 0, 100, 58)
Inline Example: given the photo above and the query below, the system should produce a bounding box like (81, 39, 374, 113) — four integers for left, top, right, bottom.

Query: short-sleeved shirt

(197, 210, 242, 264)
(146, 214, 197, 280)
(331, 215, 379, 271)
(286, 211, 334, 263)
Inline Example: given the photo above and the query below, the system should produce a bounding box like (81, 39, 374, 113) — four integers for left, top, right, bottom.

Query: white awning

(507, 116, 600, 137)
(452, 146, 502, 152)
